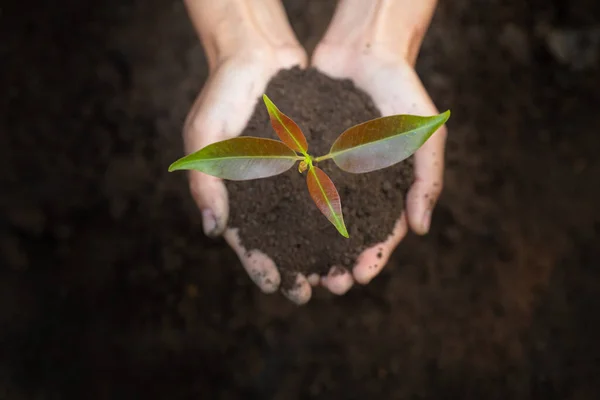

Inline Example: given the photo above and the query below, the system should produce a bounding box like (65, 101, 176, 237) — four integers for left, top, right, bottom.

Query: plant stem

(314, 154, 333, 163)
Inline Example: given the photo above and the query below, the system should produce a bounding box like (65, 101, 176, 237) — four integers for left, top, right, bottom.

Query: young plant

(169, 94, 450, 238)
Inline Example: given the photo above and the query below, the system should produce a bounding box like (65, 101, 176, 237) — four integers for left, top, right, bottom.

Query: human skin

(181, 0, 445, 304)
(312, 0, 446, 293)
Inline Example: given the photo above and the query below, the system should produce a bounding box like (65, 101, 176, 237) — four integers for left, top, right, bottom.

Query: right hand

(183, 45, 315, 304)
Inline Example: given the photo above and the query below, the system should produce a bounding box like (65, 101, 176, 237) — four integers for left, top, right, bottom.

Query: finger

(281, 273, 312, 305)
(406, 123, 447, 235)
(223, 228, 280, 294)
(321, 266, 354, 295)
(353, 213, 409, 285)
(189, 171, 229, 237)
(308, 273, 320, 287)
(184, 99, 231, 237)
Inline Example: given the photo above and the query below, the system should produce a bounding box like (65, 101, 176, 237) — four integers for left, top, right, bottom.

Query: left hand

(310, 39, 448, 293)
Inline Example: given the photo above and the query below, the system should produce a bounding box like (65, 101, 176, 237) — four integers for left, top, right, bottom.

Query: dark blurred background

(1, 0, 599, 399)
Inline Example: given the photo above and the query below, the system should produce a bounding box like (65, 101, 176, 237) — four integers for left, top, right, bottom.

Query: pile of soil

(227, 67, 413, 285)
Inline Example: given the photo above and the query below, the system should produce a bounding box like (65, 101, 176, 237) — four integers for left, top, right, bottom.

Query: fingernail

(421, 209, 432, 233)
(201, 209, 217, 236)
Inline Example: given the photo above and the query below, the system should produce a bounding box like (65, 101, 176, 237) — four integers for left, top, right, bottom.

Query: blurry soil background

(1, 0, 599, 399)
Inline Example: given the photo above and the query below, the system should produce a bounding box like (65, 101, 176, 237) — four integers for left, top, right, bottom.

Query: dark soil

(228, 67, 413, 284)
(1, 0, 600, 399)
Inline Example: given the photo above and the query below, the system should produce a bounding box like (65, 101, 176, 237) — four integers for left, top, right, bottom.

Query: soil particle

(227, 67, 414, 287)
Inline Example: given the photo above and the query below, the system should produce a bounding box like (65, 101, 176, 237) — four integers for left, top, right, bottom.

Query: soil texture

(228, 67, 413, 284)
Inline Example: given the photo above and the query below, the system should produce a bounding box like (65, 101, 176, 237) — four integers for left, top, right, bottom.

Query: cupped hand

(183, 46, 323, 304)
(311, 42, 448, 291)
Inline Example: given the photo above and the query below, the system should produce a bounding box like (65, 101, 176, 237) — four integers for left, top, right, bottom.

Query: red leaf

(306, 166, 349, 238)
(263, 94, 309, 155)
(328, 111, 450, 173)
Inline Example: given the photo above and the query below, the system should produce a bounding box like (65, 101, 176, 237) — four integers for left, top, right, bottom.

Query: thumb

(188, 170, 229, 237)
(184, 107, 230, 237)
(406, 124, 447, 235)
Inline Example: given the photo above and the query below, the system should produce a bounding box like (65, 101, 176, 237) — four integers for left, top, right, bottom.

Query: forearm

(320, 0, 439, 64)
(183, 0, 301, 70)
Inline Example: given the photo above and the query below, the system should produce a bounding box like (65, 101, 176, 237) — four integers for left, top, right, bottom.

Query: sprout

(169, 94, 450, 238)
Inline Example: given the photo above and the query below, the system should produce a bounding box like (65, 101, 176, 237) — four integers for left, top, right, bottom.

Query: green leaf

(306, 166, 349, 238)
(263, 94, 309, 155)
(168, 137, 299, 180)
(327, 110, 450, 173)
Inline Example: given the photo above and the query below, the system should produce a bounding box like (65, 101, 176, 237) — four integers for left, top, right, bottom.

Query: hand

(310, 1, 447, 291)
(182, 0, 444, 303)
(183, 45, 322, 304)
(183, 0, 342, 304)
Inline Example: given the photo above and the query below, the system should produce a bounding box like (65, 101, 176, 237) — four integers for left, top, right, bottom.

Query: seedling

(169, 94, 450, 238)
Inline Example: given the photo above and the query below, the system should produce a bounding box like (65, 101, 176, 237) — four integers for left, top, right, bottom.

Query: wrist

(319, 0, 438, 65)
(184, 0, 303, 70)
